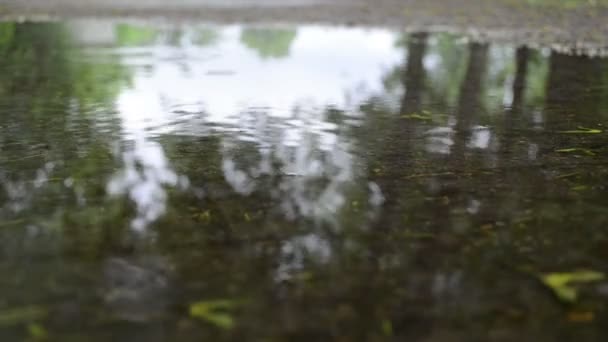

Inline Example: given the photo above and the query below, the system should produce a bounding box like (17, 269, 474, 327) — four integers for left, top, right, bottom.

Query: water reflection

(218, 111, 360, 222)
(107, 138, 188, 232)
(104, 24, 400, 227)
(0, 20, 608, 341)
(240, 28, 297, 59)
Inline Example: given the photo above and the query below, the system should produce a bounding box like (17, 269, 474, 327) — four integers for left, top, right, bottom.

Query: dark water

(0, 20, 608, 341)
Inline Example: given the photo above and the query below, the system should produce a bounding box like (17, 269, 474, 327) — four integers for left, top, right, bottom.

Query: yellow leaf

(557, 127, 602, 134)
(0, 306, 47, 326)
(568, 311, 594, 323)
(540, 270, 604, 303)
(401, 113, 433, 121)
(189, 300, 236, 330)
(28, 323, 48, 340)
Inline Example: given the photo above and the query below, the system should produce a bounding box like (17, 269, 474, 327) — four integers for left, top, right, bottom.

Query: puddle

(0, 20, 608, 341)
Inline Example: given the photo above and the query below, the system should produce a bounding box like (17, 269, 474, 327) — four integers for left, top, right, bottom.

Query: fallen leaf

(401, 112, 433, 121)
(189, 299, 236, 329)
(557, 127, 602, 134)
(540, 270, 605, 303)
(382, 319, 393, 336)
(28, 323, 49, 339)
(555, 148, 596, 156)
(567, 311, 594, 323)
(0, 306, 47, 326)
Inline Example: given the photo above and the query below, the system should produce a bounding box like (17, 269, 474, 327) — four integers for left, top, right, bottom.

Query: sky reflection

(91, 23, 401, 229)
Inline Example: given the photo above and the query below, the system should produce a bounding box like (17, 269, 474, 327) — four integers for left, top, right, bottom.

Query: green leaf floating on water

(189, 299, 236, 329)
(540, 270, 605, 303)
(28, 323, 49, 340)
(401, 111, 434, 121)
(555, 148, 596, 156)
(557, 127, 602, 134)
(0, 306, 47, 326)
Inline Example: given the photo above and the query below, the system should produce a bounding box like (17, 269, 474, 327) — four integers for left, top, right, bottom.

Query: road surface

(1, 0, 607, 54)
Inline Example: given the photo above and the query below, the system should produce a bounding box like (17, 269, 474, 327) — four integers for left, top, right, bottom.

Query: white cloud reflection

(81, 23, 400, 230)
(107, 138, 189, 232)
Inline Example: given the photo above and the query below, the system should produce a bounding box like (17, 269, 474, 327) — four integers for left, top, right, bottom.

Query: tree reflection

(455, 42, 489, 150)
(545, 52, 608, 129)
(0, 22, 129, 246)
(0, 22, 143, 341)
(240, 28, 297, 59)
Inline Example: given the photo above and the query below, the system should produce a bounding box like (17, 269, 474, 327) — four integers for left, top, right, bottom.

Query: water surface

(1, 20, 608, 341)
